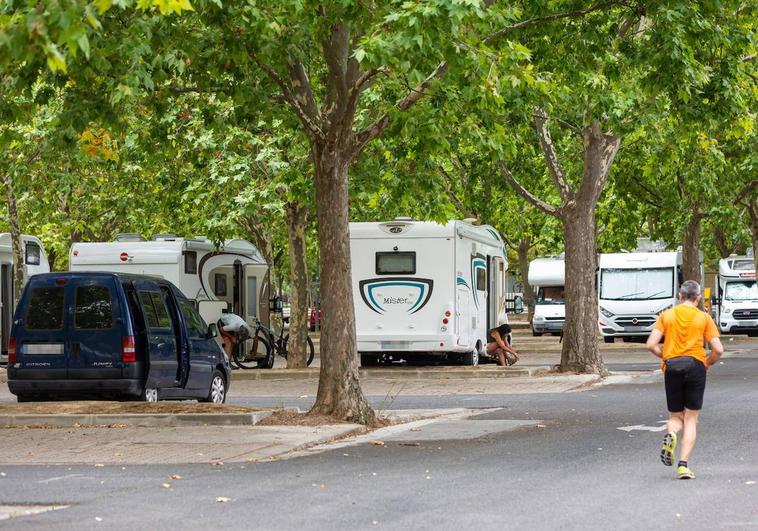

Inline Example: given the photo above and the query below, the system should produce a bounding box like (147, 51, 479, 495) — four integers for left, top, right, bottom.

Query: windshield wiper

(617, 291, 645, 299)
(644, 290, 669, 299)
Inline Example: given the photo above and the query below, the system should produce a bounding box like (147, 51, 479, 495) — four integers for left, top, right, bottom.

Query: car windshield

(724, 281, 758, 301)
(536, 286, 564, 305)
(600, 267, 674, 300)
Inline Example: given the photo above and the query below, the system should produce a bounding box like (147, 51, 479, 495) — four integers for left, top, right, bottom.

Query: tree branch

(533, 108, 573, 202)
(437, 165, 479, 220)
(483, 0, 630, 44)
(498, 161, 560, 218)
(736, 179, 758, 203)
(351, 61, 448, 156)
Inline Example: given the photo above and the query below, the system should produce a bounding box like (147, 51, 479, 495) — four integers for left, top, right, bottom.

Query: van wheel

(200, 370, 227, 404)
(461, 349, 479, 366)
(16, 394, 36, 403)
(141, 387, 159, 402)
(532, 330, 542, 337)
(603, 337, 614, 344)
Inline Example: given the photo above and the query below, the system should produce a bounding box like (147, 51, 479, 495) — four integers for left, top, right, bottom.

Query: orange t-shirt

(654, 304, 719, 369)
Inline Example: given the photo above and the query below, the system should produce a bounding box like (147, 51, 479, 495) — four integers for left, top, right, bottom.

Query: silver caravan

(350, 219, 512, 366)
(0, 234, 51, 363)
(69, 234, 269, 329)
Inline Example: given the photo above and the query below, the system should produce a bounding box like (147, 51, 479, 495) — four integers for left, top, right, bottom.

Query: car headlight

(600, 307, 614, 318)
(534, 316, 545, 321)
(723, 308, 732, 315)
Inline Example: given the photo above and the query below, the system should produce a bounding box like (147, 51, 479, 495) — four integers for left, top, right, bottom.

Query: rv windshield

(600, 267, 674, 301)
(724, 281, 758, 301)
(537, 286, 564, 305)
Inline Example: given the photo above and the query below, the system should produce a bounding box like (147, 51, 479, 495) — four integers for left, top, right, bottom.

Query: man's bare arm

(706, 337, 724, 367)
(646, 329, 664, 358)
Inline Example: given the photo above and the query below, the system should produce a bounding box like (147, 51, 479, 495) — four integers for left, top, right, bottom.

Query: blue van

(7, 272, 231, 403)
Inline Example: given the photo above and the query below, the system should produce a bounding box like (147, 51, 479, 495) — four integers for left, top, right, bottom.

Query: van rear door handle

(71, 342, 80, 355)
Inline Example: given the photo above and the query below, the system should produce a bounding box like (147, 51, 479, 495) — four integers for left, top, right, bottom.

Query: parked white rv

(528, 256, 565, 336)
(350, 219, 513, 366)
(0, 234, 51, 363)
(597, 241, 700, 342)
(69, 234, 269, 329)
(716, 255, 758, 335)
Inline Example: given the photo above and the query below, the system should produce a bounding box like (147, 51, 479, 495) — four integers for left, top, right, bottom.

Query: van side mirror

(206, 323, 218, 339)
(513, 296, 524, 314)
(711, 296, 721, 307)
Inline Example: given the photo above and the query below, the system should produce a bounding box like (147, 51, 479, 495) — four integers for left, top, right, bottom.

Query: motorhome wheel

(461, 349, 479, 366)
(141, 387, 158, 402)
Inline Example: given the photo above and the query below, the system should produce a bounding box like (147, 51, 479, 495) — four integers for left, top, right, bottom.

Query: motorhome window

(184, 251, 197, 274)
(600, 267, 674, 300)
(537, 286, 565, 304)
(214, 274, 227, 296)
(246, 277, 257, 318)
(376, 252, 416, 275)
(74, 286, 113, 329)
(178, 299, 206, 338)
(724, 281, 758, 301)
(733, 259, 754, 271)
(25, 242, 41, 266)
(476, 268, 487, 291)
(25, 286, 65, 330)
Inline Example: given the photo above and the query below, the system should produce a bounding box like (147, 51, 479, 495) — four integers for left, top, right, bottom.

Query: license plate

(22, 343, 64, 355)
(738, 320, 758, 327)
(381, 341, 410, 350)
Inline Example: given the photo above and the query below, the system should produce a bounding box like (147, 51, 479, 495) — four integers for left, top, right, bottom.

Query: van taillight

(122, 336, 136, 363)
(8, 337, 16, 364)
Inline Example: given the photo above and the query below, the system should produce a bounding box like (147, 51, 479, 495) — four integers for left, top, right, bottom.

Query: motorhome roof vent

(635, 237, 667, 252)
(747, 247, 754, 258)
(115, 233, 146, 242)
(151, 234, 179, 241)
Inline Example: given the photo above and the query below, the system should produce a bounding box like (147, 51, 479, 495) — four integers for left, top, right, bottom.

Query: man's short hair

(679, 280, 701, 301)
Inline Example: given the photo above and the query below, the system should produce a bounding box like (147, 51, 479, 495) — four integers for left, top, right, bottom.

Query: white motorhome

(0, 234, 51, 363)
(717, 255, 758, 335)
(528, 256, 565, 336)
(69, 234, 269, 329)
(597, 241, 700, 342)
(350, 219, 512, 366)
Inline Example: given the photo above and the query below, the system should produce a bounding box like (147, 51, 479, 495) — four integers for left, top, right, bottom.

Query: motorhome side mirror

(514, 296, 524, 315)
(207, 323, 218, 339)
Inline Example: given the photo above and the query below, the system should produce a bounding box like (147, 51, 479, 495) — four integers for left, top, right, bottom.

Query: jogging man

(646, 280, 724, 479)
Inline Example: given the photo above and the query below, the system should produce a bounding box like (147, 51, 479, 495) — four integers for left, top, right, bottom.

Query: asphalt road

(2, 351, 757, 530)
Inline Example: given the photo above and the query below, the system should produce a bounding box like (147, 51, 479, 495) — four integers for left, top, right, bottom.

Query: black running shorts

(664, 356, 707, 412)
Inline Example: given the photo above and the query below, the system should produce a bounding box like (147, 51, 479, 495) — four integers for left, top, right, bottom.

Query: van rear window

(74, 286, 113, 329)
(25, 287, 65, 330)
(139, 291, 172, 330)
(376, 252, 416, 275)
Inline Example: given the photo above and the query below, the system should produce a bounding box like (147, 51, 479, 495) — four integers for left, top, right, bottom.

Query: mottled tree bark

(516, 236, 536, 323)
(682, 210, 705, 285)
(284, 201, 310, 369)
(747, 199, 758, 275)
(713, 226, 741, 259)
(2, 175, 25, 305)
(500, 114, 618, 375)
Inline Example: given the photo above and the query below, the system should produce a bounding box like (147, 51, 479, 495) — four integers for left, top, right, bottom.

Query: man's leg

(667, 411, 684, 435)
(679, 408, 700, 462)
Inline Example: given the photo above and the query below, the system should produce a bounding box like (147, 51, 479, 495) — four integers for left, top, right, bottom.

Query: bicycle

(232, 317, 314, 369)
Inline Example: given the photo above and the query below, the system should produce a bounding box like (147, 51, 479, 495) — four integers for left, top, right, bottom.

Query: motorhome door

(1, 264, 12, 359)
(239, 264, 260, 324)
(488, 256, 506, 329)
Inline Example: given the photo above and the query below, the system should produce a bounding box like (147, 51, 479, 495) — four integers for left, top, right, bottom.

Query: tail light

(8, 337, 16, 365)
(122, 336, 136, 362)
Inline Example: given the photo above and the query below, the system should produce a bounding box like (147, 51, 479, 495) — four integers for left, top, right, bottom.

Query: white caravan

(716, 255, 758, 335)
(597, 242, 699, 342)
(69, 234, 269, 328)
(0, 234, 51, 363)
(528, 256, 565, 336)
(350, 219, 511, 366)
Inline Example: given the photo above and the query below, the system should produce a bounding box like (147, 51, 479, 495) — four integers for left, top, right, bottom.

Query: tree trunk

(682, 210, 704, 285)
(747, 199, 758, 275)
(517, 236, 535, 323)
(713, 226, 739, 259)
(284, 201, 310, 369)
(560, 205, 606, 374)
(2, 175, 25, 305)
(309, 146, 374, 424)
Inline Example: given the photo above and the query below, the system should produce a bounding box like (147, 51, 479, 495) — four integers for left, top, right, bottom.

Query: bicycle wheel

(234, 331, 272, 369)
(283, 334, 316, 367)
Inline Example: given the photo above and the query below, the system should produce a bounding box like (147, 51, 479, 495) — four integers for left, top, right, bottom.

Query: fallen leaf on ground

(746, 481, 756, 485)
(113, 452, 122, 457)
(371, 440, 385, 446)
(399, 442, 421, 447)
(94, 464, 104, 468)
(95, 517, 103, 522)
(320, 484, 325, 489)
(161, 483, 171, 489)
(409, 428, 422, 432)
(171, 475, 182, 480)
(536, 424, 546, 428)
(216, 497, 231, 503)
(211, 461, 224, 466)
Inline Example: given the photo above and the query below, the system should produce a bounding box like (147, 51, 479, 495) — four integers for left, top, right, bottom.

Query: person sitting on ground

(487, 323, 520, 366)
(217, 313, 252, 359)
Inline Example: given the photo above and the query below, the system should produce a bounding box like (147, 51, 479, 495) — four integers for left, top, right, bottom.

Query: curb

(0, 410, 278, 429)
(0, 369, 6, 384)
(231, 366, 548, 381)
